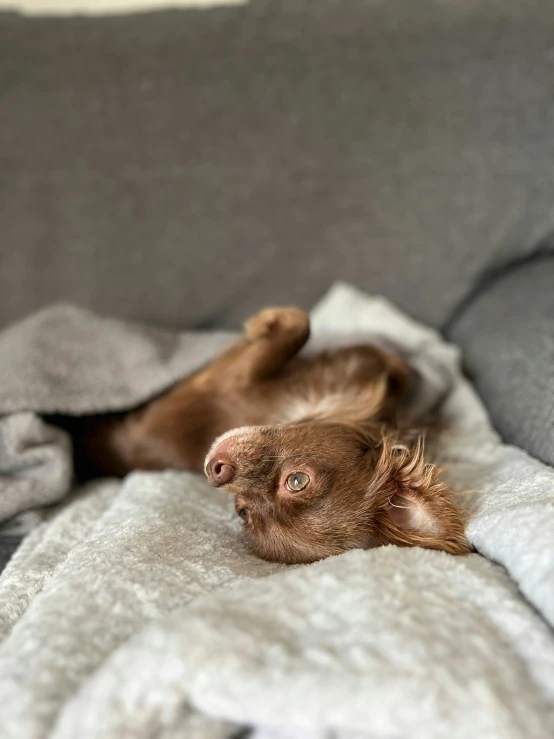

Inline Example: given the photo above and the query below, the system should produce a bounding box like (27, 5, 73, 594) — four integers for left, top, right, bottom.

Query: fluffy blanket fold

(0, 283, 552, 738)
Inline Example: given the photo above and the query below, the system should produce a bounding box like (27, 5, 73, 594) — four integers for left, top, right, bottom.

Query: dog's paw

(244, 307, 310, 341)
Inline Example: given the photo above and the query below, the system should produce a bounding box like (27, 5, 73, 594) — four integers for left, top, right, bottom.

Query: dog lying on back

(67, 307, 469, 563)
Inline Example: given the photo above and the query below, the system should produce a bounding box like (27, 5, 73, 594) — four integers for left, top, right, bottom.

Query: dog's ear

(369, 439, 470, 555)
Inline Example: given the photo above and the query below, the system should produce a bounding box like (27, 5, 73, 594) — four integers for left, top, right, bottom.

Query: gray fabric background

(1, 0, 554, 333)
(449, 255, 554, 468)
(1, 0, 553, 468)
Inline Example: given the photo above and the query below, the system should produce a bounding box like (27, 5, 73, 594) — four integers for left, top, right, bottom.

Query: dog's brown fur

(65, 307, 469, 563)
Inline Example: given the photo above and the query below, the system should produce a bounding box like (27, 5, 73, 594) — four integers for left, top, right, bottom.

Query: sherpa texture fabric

(0, 306, 236, 523)
(0, 283, 553, 738)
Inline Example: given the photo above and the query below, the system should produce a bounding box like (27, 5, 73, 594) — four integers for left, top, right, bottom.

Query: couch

(1, 0, 553, 471)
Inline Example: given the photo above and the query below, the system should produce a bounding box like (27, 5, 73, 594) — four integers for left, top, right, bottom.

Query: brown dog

(67, 307, 469, 563)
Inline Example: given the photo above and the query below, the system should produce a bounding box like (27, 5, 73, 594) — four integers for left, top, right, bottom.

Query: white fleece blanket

(0, 283, 553, 739)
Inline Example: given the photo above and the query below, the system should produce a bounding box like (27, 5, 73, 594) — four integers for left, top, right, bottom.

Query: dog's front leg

(231, 307, 311, 384)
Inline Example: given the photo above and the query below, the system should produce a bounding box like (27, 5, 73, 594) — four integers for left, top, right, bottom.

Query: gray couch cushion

(448, 254, 554, 468)
(1, 0, 554, 331)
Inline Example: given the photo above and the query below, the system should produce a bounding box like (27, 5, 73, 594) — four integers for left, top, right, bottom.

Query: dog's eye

(286, 471, 310, 492)
(238, 507, 250, 522)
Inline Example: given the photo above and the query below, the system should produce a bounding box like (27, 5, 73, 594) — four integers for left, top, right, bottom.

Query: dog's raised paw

(245, 307, 310, 341)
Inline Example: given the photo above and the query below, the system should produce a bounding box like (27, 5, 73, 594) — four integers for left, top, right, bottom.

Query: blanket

(0, 283, 553, 738)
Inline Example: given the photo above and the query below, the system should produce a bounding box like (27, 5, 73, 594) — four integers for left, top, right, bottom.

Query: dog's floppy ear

(369, 438, 470, 555)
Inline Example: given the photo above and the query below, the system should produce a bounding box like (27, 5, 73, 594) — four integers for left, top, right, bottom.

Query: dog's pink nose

(206, 457, 235, 487)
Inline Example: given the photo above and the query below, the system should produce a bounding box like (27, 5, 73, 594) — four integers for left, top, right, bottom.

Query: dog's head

(205, 422, 469, 564)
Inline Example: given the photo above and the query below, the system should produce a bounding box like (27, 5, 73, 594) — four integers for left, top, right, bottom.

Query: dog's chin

(254, 532, 380, 566)
(245, 531, 335, 566)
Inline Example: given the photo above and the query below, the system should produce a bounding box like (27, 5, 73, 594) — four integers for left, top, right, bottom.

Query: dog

(64, 307, 469, 563)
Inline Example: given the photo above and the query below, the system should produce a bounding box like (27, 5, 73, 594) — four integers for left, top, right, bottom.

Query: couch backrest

(2, 0, 554, 330)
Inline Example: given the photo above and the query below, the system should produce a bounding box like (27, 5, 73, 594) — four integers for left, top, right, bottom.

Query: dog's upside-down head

(205, 422, 469, 564)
